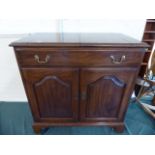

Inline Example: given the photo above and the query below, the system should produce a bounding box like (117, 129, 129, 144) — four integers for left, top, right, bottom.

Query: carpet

(0, 99, 155, 135)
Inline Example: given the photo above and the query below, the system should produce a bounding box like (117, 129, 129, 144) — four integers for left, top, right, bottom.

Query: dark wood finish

(80, 68, 137, 122)
(113, 125, 125, 133)
(22, 68, 79, 122)
(33, 125, 42, 134)
(10, 33, 148, 48)
(10, 33, 148, 134)
(15, 49, 144, 67)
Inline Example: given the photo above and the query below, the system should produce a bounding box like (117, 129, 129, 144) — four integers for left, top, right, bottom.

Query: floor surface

(0, 99, 155, 135)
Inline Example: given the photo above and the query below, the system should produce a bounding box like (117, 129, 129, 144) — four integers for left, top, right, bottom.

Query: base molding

(32, 122, 125, 134)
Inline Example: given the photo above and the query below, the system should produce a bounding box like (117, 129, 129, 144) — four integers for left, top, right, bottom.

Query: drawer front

(15, 49, 144, 67)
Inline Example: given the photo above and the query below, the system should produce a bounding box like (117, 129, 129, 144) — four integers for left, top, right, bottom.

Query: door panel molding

(22, 68, 79, 122)
(33, 75, 72, 118)
(86, 75, 126, 118)
(80, 67, 136, 121)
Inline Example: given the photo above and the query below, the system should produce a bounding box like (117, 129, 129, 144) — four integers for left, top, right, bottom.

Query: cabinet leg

(33, 126, 42, 134)
(113, 126, 125, 133)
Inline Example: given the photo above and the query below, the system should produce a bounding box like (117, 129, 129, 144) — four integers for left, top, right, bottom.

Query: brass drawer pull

(34, 55, 50, 64)
(110, 55, 126, 64)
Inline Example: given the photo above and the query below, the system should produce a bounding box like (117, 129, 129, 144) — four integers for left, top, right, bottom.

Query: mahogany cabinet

(10, 33, 149, 134)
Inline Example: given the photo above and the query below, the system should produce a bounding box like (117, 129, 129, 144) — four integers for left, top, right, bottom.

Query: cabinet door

(80, 67, 137, 122)
(22, 68, 79, 122)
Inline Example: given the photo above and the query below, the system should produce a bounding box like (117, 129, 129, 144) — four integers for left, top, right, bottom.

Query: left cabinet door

(22, 68, 79, 123)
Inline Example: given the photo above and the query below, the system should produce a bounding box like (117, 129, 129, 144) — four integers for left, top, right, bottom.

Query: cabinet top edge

(9, 33, 149, 48)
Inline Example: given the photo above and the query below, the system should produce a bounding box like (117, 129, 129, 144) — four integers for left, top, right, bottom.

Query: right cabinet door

(80, 67, 137, 122)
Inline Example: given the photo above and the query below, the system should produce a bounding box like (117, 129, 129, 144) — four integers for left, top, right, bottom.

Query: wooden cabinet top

(10, 33, 149, 48)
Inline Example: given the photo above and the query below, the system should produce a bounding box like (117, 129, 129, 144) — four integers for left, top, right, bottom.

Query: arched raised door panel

(86, 76, 126, 118)
(34, 75, 72, 118)
(80, 68, 134, 121)
(22, 68, 79, 122)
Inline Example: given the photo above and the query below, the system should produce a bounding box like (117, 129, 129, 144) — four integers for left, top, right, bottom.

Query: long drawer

(15, 48, 144, 67)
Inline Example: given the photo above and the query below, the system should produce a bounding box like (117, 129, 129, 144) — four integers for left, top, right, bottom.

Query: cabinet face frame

(79, 67, 138, 122)
(21, 68, 79, 123)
